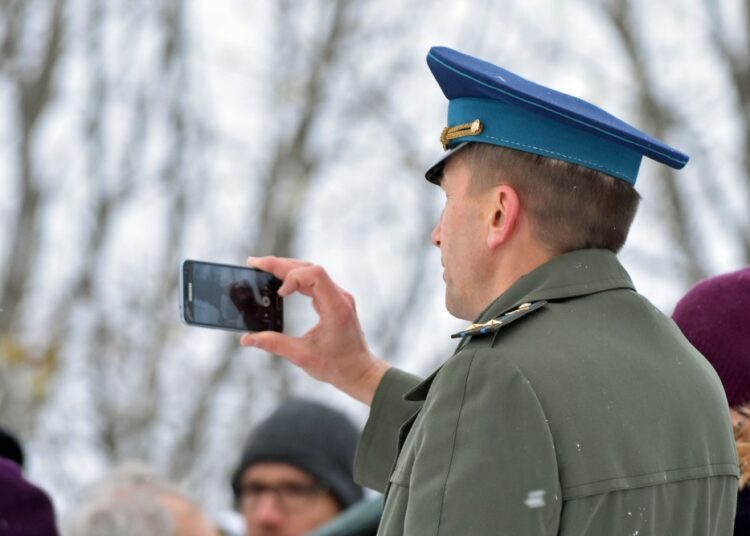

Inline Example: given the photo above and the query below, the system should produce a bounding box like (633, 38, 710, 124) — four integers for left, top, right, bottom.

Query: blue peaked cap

(425, 47, 689, 185)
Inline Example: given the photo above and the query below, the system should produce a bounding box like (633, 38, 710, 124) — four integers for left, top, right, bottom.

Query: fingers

(247, 258, 349, 318)
(278, 265, 354, 320)
(246, 256, 310, 280)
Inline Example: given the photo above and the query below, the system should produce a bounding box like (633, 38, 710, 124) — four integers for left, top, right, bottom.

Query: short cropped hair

(460, 143, 641, 254)
(67, 462, 187, 536)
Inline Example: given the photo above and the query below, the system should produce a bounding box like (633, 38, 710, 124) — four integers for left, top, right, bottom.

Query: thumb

(240, 332, 310, 367)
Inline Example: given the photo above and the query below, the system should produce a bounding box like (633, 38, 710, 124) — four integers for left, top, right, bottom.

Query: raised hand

(240, 256, 390, 405)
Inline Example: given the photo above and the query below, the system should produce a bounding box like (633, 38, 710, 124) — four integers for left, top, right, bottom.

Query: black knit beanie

(0, 427, 24, 468)
(231, 398, 363, 509)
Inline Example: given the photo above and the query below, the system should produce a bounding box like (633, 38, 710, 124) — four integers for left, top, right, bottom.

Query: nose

(431, 211, 443, 248)
(250, 493, 285, 528)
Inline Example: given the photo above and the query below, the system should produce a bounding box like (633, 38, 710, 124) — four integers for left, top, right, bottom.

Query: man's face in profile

(431, 155, 494, 321)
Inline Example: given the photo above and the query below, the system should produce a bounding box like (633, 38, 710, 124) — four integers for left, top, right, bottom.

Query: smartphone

(179, 259, 283, 332)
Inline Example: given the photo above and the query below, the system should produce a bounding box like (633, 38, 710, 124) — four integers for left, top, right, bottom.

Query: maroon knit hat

(0, 458, 59, 536)
(672, 266, 750, 408)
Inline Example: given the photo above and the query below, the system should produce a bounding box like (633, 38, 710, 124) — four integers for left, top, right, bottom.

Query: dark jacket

(736, 487, 750, 535)
(307, 497, 382, 536)
(355, 249, 739, 535)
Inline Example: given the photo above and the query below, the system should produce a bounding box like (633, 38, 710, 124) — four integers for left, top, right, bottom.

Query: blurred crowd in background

(0, 397, 382, 536)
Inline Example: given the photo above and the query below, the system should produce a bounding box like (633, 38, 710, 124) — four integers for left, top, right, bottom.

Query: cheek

(291, 500, 341, 532)
(445, 206, 474, 243)
(441, 207, 457, 242)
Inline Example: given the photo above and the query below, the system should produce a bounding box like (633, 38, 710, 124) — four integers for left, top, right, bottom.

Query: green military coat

(354, 249, 738, 535)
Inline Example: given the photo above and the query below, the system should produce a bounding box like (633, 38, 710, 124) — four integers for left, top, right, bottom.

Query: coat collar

(474, 248, 634, 325)
(403, 249, 634, 402)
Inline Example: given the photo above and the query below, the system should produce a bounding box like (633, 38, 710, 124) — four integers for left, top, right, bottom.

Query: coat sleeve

(399, 348, 562, 535)
(353, 367, 423, 492)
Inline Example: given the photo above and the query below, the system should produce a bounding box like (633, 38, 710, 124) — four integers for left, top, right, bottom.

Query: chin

(445, 295, 474, 321)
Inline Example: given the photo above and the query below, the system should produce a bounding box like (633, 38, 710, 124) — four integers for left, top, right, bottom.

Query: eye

(279, 483, 312, 496)
(241, 483, 267, 497)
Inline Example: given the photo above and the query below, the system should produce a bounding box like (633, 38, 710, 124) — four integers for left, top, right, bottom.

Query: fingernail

(242, 336, 255, 347)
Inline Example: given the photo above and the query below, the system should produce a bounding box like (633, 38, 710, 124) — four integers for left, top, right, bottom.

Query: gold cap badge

(440, 119, 483, 150)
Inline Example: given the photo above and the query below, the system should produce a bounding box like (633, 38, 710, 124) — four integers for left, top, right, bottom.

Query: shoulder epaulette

(450, 300, 547, 339)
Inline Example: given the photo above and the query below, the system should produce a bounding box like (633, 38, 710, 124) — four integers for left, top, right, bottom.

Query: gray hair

(66, 462, 189, 536)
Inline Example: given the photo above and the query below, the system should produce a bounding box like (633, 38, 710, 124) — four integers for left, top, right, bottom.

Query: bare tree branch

(603, 0, 707, 283)
(0, 0, 65, 335)
(702, 0, 750, 261)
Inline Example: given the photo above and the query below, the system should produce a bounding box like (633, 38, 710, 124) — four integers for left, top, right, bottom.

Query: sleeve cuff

(353, 367, 422, 492)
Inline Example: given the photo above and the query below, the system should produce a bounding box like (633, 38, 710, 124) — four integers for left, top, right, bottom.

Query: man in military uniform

(240, 47, 738, 534)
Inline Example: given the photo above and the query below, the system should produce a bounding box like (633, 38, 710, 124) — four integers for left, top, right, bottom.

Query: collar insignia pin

(450, 300, 548, 339)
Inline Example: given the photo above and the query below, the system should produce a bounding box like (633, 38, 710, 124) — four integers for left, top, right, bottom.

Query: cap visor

(425, 142, 470, 184)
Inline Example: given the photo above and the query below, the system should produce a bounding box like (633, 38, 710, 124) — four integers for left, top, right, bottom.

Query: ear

(486, 184, 521, 250)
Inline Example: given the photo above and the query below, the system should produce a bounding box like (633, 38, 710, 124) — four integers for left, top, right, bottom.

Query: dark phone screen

(185, 261, 283, 332)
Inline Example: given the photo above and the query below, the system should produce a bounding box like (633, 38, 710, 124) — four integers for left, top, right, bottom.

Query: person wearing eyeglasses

(231, 398, 365, 536)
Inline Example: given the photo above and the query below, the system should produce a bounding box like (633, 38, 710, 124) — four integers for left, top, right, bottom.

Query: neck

(484, 235, 555, 313)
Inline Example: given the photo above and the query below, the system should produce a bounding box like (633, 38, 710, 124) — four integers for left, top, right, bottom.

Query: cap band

(445, 97, 643, 184)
